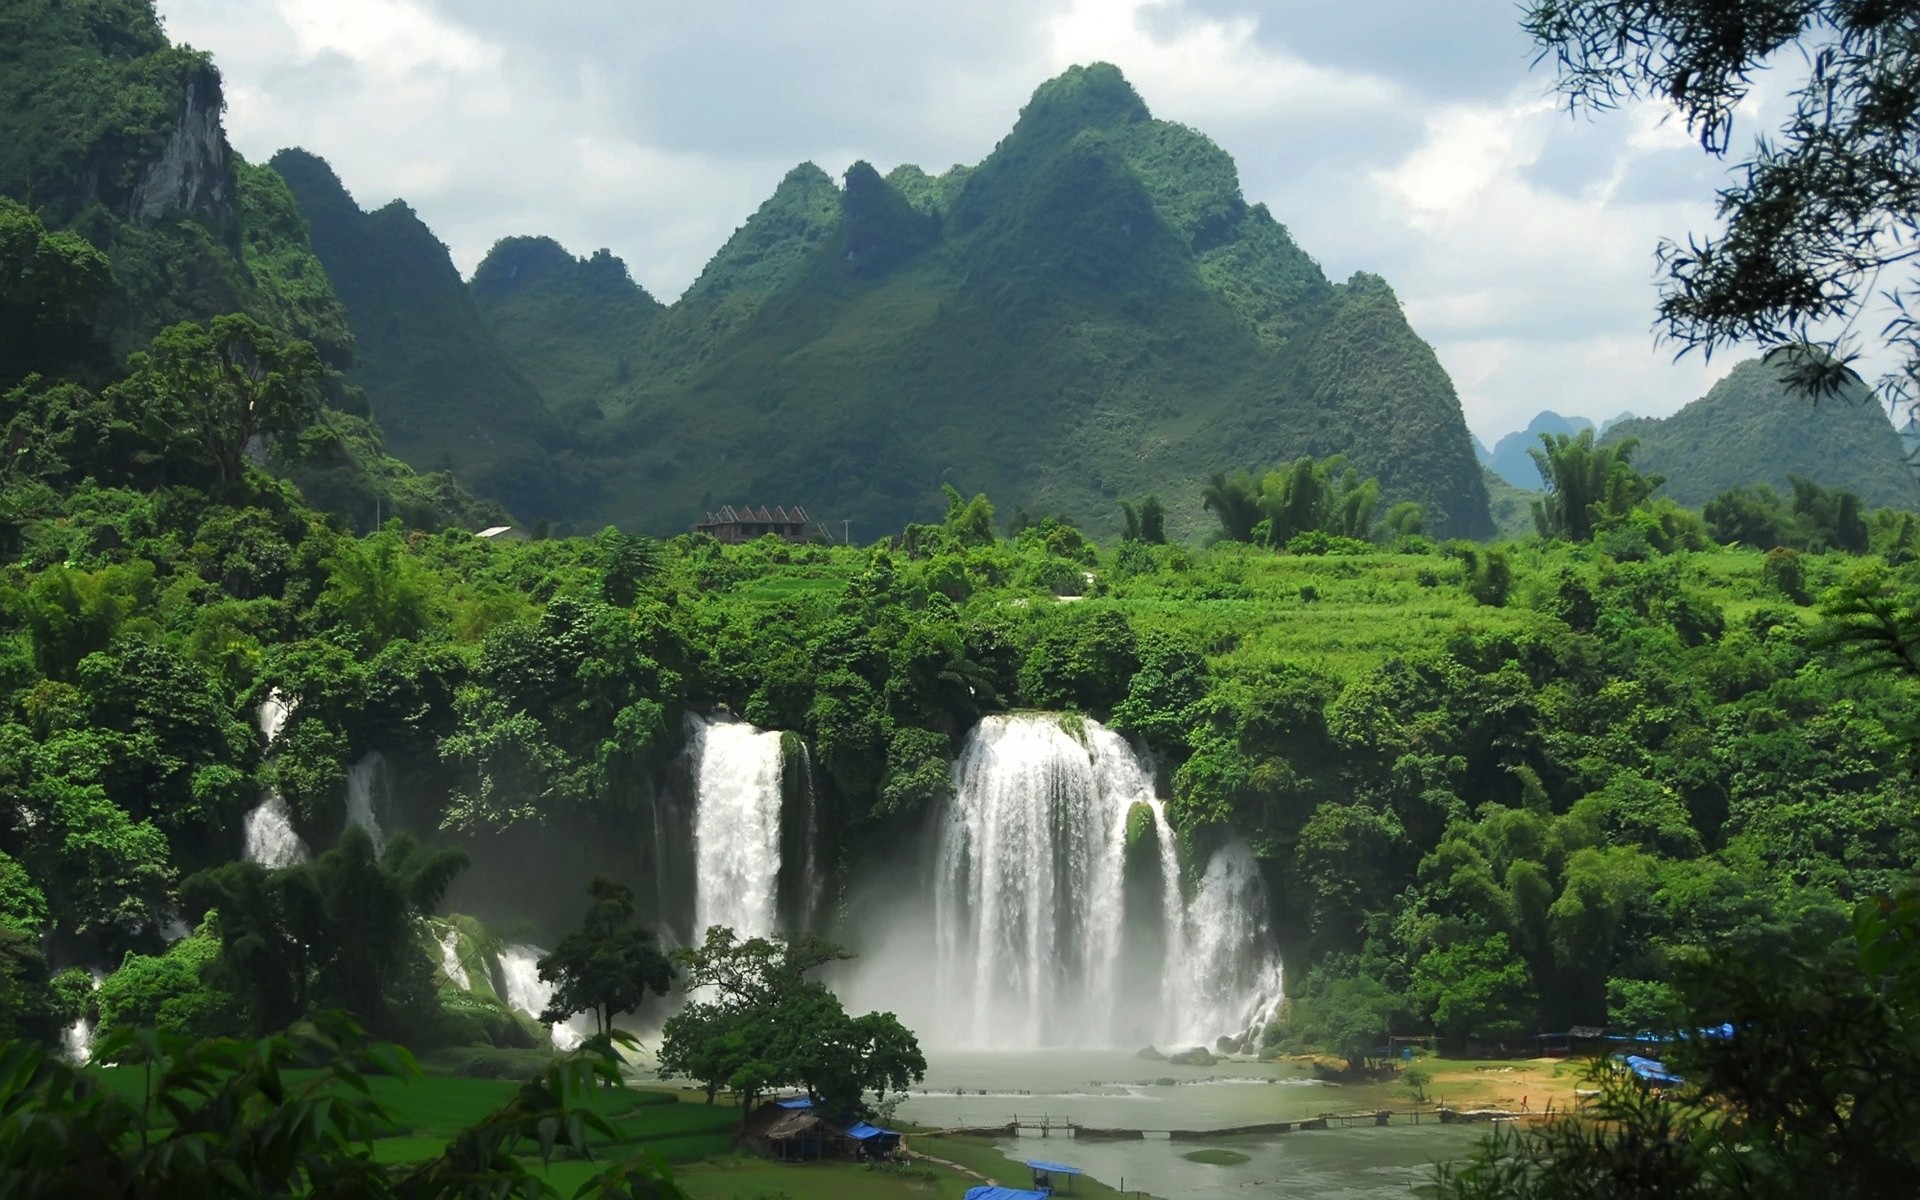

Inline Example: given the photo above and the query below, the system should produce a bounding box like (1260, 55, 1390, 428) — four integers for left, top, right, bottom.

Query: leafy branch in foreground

(1523, 1, 1920, 409)
(0, 1010, 688, 1199)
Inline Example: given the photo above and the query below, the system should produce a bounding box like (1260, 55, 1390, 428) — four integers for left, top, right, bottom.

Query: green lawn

(85, 1064, 1022, 1199)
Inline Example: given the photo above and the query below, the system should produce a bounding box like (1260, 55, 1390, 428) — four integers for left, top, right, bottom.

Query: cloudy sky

(154, 0, 1760, 444)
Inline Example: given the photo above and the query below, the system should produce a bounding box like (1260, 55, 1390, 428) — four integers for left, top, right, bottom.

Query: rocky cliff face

(126, 63, 234, 228)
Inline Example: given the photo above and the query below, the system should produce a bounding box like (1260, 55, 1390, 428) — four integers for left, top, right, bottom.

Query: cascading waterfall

(929, 713, 1281, 1049)
(60, 968, 106, 1064)
(345, 751, 389, 854)
(687, 714, 786, 940)
(437, 927, 471, 990)
(243, 790, 308, 868)
(243, 689, 310, 867)
(1168, 841, 1285, 1047)
(496, 944, 587, 1051)
(257, 687, 295, 744)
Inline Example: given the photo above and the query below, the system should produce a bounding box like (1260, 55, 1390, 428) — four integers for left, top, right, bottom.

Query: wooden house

(692, 505, 815, 544)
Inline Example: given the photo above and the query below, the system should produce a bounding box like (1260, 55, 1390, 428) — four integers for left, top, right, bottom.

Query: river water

(890, 1050, 1478, 1198)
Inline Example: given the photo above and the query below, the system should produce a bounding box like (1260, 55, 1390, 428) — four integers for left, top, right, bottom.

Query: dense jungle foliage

(4, 354, 1919, 1059)
(4, 0, 1919, 1087)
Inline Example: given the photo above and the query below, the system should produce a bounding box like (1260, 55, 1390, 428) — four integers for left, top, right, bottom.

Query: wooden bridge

(926, 1105, 1522, 1143)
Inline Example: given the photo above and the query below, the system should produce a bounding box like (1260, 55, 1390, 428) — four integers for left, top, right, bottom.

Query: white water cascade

(687, 714, 787, 940)
(60, 968, 107, 1064)
(243, 689, 310, 867)
(243, 791, 309, 868)
(257, 687, 295, 744)
(928, 713, 1280, 1050)
(496, 944, 588, 1051)
(1167, 841, 1285, 1046)
(345, 752, 389, 854)
(437, 927, 471, 990)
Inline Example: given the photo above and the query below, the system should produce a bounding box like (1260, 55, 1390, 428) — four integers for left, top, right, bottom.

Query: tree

(1523, 1, 1920, 404)
(317, 532, 438, 644)
(537, 877, 674, 1037)
(104, 314, 323, 486)
(1530, 430, 1660, 541)
(1202, 470, 1261, 543)
(940, 484, 996, 548)
(182, 828, 467, 1037)
(1139, 493, 1166, 544)
(0, 198, 112, 388)
(657, 927, 923, 1117)
(1437, 890, 1920, 1199)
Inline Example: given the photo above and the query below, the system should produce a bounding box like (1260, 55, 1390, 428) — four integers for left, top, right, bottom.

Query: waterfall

(927, 714, 1281, 1049)
(687, 714, 786, 940)
(60, 968, 106, 1064)
(345, 751, 389, 854)
(437, 927, 471, 990)
(1170, 841, 1285, 1048)
(497, 944, 588, 1050)
(243, 688, 310, 867)
(257, 687, 295, 745)
(932, 715, 1156, 1047)
(242, 790, 309, 868)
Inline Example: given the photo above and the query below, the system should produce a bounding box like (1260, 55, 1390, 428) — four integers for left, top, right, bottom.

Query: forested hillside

(0, 0, 506, 535)
(284, 64, 1495, 541)
(1603, 358, 1918, 509)
(271, 152, 581, 522)
(5, 0, 1917, 1101)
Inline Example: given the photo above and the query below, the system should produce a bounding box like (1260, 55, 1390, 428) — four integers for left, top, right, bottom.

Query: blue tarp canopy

(1027, 1160, 1082, 1176)
(1619, 1054, 1684, 1085)
(844, 1122, 899, 1141)
(965, 1189, 1049, 1200)
(775, 1097, 814, 1109)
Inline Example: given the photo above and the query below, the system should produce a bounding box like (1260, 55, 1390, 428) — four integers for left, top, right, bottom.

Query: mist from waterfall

(1169, 841, 1285, 1046)
(845, 712, 1287, 1051)
(496, 944, 588, 1050)
(345, 751, 389, 854)
(687, 714, 786, 940)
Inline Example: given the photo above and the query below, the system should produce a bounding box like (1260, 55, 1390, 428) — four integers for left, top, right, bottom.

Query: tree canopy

(536, 877, 674, 1037)
(657, 927, 923, 1117)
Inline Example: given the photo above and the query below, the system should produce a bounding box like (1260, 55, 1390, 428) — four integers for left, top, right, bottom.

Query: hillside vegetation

(1603, 357, 1918, 509)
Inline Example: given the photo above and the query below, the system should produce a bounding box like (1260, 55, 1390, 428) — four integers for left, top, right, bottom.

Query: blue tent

(965, 1189, 1050, 1200)
(1026, 1160, 1081, 1176)
(775, 1096, 814, 1109)
(1619, 1054, 1684, 1085)
(844, 1122, 899, 1142)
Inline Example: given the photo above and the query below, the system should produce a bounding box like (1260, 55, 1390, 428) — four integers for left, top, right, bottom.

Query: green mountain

(1601, 358, 1919, 510)
(1486, 411, 1594, 490)
(0, 0, 505, 532)
(468, 236, 662, 425)
(294, 63, 1493, 540)
(0, 0, 350, 367)
(270, 151, 577, 520)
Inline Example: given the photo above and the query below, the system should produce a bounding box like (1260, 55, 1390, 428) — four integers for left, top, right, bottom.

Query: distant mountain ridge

(1601, 358, 1918, 509)
(1483, 412, 1593, 490)
(282, 63, 1494, 539)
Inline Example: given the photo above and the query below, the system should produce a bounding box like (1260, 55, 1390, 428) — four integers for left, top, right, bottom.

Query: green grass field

(84, 1066, 1076, 1200)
